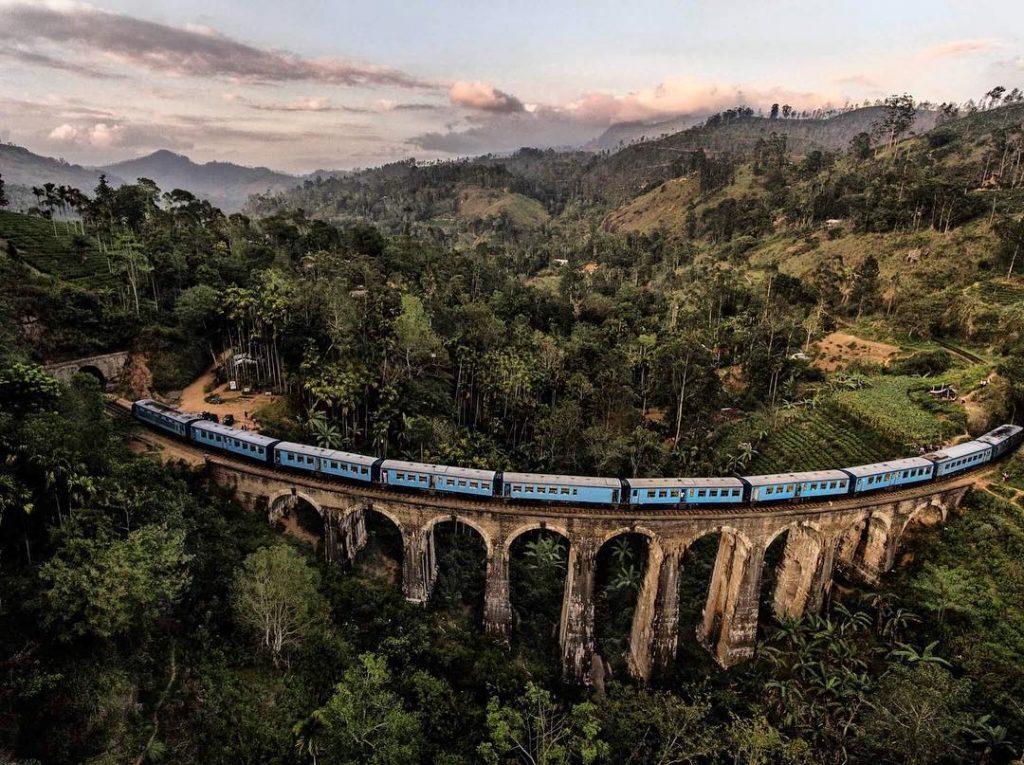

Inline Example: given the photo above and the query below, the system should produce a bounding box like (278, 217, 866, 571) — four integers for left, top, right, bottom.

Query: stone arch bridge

(206, 454, 977, 685)
(46, 351, 129, 389)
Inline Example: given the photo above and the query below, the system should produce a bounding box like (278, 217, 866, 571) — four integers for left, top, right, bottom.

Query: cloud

(561, 77, 831, 125)
(245, 97, 340, 112)
(449, 81, 524, 112)
(920, 38, 1008, 61)
(412, 112, 597, 155)
(0, 45, 123, 79)
(0, 2, 438, 89)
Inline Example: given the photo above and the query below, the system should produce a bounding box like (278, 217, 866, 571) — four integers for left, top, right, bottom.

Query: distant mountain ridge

(0, 144, 302, 213)
(99, 150, 299, 212)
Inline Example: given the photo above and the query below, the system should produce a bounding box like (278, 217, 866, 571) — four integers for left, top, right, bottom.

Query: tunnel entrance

(76, 365, 107, 388)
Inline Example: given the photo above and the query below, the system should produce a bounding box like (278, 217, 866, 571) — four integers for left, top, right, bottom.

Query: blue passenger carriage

(844, 457, 934, 493)
(745, 470, 851, 503)
(317, 449, 379, 483)
(627, 477, 745, 506)
(380, 459, 496, 497)
(922, 440, 992, 477)
(132, 399, 199, 438)
(977, 424, 1024, 459)
(502, 473, 622, 504)
(189, 419, 278, 464)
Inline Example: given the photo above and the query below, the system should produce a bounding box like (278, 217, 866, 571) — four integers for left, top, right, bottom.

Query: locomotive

(132, 399, 1023, 507)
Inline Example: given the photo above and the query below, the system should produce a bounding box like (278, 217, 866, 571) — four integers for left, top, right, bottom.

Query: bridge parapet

(204, 454, 979, 684)
(45, 351, 130, 389)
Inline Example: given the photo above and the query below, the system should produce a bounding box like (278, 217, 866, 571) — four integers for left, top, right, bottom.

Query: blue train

(132, 399, 1023, 508)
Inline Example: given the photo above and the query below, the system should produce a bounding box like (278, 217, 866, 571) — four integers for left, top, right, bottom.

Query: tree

(479, 682, 607, 765)
(874, 94, 917, 149)
(296, 653, 423, 765)
(230, 545, 328, 666)
(849, 132, 872, 161)
(0, 171, 8, 208)
(993, 215, 1024, 277)
(599, 687, 722, 765)
(859, 664, 970, 765)
(770, 103, 780, 120)
(849, 255, 880, 316)
(40, 521, 191, 641)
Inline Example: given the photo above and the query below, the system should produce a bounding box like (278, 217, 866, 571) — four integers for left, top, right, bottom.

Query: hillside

(101, 150, 298, 212)
(0, 144, 124, 209)
(455, 185, 551, 228)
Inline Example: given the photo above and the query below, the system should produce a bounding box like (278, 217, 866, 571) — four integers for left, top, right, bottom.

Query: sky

(0, 0, 1022, 173)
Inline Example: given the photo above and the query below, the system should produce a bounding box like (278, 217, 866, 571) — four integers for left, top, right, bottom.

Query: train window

(632, 490, 638, 497)
(419, 476, 428, 483)
(471, 481, 479, 488)
(765, 487, 773, 495)
(658, 490, 667, 498)
(396, 472, 404, 479)
(572, 489, 578, 495)
(733, 489, 741, 496)
(671, 490, 680, 497)
(698, 490, 707, 497)
(647, 490, 656, 498)
(458, 480, 465, 487)
(483, 483, 490, 490)
(561, 488, 570, 495)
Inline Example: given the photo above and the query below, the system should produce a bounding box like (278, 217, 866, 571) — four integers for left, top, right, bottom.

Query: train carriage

(502, 472, 622, 504)
(380, 459, 497, 497)
(977, 424, 1024, 459)
(132, 399, 200, 438)
(922, 440, 993, 477)
(744, 470, 851, 503)
(189, 419, 278, 464)
(628, 477, 745, 506)
(844, 457, 934, 493)
(275, 442, 328, 474)
(317, 449, 380, 483)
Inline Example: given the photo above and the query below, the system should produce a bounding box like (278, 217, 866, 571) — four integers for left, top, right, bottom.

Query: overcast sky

(0, 0, 1021, 173)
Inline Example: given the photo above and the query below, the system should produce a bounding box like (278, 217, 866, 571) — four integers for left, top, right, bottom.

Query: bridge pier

(483, 540, 513, 641)
(700, 532, 764, 667)
(628, 542, 682, 681)
(560, 537, 598, 684)
(403, 525, 438, 604)
(772, 526, 838, 619)
(324, 507, 368, 565)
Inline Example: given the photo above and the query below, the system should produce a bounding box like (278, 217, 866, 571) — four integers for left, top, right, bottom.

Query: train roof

(502, 471, 622, 489)
(742, 469, 850, 487)
(381, 459, 496, 481)
(977, 424, 1023, 445)
(276, 442, 379, 466)
(844, 457, 934, 478)
(627, 476, 745, 489)
(135, 398, 199, 425)
(922, 440, 991, 462)
(190, 418, 279, 447)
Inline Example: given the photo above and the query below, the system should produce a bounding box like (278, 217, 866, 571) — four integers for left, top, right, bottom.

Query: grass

(0, 210, 115, 287)
(455, 186, 550, 228)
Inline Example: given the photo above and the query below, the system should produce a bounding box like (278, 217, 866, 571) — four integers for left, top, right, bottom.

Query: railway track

(932, 338, 987, 365)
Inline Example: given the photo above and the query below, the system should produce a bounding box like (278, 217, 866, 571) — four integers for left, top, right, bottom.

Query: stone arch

(682, 524, 753, 552)
(268, 490, 326, 552)
(77, 365, 106, 387)
(420, 513, 494, 555)
(505, 521, 572, 552)
(898, 498, 946, 539)
(267, 488, 324, 524)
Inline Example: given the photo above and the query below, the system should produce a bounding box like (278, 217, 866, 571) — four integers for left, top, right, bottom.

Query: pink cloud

(448, 81, 524, 112)
(920, 38, 1008, 61)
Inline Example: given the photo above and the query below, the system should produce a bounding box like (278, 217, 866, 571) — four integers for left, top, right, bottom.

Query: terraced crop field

(984, 279, 1024, 306)
(0, 210, 115, 287)
(832, 375, 955, 449)
(746, 403, 902, 474)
